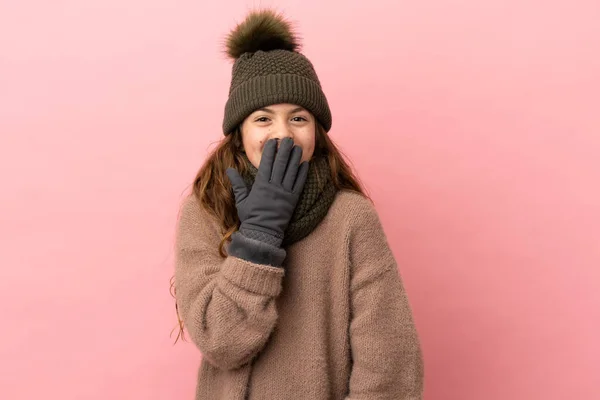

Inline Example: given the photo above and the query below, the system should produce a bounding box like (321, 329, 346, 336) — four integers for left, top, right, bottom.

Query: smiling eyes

(255, 116, 308, 123)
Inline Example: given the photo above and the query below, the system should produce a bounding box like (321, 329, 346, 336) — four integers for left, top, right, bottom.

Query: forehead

(251, 103, 308, 114)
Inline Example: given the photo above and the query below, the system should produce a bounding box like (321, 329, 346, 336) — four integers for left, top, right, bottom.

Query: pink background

(1, 0, 598, 399)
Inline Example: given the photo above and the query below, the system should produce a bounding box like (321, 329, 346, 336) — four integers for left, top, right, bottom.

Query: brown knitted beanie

(222, 9, 332, 135)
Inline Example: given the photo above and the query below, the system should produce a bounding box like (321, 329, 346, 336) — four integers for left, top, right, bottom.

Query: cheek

(255, 140, 267, 155)
(250, 140, 266, 168)
(303, 146, 315, 162)
(242, 130, 264, 153)
(241, 132, 263, 168)
(299, 131, 316, 160)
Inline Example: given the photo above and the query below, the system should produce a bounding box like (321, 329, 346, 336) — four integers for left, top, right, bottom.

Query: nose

(271, 124, 294, 147)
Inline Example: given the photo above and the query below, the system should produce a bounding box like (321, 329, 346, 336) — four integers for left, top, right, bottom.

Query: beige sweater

(175, 189, 424, 399)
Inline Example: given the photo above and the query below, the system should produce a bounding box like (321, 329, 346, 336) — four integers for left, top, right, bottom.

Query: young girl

(173, 9, 424, 400)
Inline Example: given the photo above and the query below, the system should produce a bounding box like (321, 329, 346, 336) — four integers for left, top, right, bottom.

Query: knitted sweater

(174, 189, 424, 399)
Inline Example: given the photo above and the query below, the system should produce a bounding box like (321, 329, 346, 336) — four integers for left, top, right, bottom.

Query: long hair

(169, 122, 370, 343)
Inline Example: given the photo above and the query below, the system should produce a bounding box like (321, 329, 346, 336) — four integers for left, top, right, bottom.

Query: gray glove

(226, 137, 309, 265)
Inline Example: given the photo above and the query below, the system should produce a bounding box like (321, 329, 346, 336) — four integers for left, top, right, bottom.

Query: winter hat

(222, 9, 332, 135)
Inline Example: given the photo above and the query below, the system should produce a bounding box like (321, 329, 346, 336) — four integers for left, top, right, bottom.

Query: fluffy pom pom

(224, 9, 300, 60)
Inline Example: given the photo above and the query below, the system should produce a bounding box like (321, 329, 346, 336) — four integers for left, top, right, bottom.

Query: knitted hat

(222, 9, 332, 135)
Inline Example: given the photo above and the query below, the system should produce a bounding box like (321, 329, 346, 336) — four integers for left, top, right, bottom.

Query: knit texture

(223, 49, 332, 135)
(240, 152, 338, 247)
(174, 190, 424, 400)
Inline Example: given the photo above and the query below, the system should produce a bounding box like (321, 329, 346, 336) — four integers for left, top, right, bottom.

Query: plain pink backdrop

(1, 0, 598, 399)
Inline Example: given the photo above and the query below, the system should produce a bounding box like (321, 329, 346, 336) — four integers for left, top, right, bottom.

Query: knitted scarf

(240, 153, 338, 246)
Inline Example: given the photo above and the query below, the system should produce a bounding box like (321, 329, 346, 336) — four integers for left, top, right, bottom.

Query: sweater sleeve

(174, 195, 285, 371)
(345, 198, 424, 400)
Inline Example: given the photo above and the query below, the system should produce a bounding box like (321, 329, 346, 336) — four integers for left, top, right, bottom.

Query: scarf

(240, 153, 338, 246)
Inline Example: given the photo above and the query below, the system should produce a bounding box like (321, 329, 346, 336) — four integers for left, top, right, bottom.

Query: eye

(292, 116, 308, 122)
(255, 117, 270, 122)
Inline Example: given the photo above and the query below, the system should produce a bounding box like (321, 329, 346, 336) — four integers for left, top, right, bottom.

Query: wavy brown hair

(169, 121, 370, 343)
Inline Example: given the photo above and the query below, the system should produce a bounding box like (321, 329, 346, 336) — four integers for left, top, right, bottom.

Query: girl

(173, 9, 424, 400)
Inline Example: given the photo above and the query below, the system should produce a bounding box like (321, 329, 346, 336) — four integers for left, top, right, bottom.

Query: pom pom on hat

(224, 9, 300, 60)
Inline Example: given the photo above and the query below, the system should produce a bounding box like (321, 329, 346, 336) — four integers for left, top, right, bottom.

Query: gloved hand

(226, 137, 309, 248)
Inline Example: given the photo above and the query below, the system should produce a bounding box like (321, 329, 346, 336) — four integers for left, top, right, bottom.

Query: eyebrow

(256, 106, 307, 114)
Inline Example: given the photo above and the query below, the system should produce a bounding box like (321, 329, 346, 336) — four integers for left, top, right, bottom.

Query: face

(240, 103, 316, 168)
